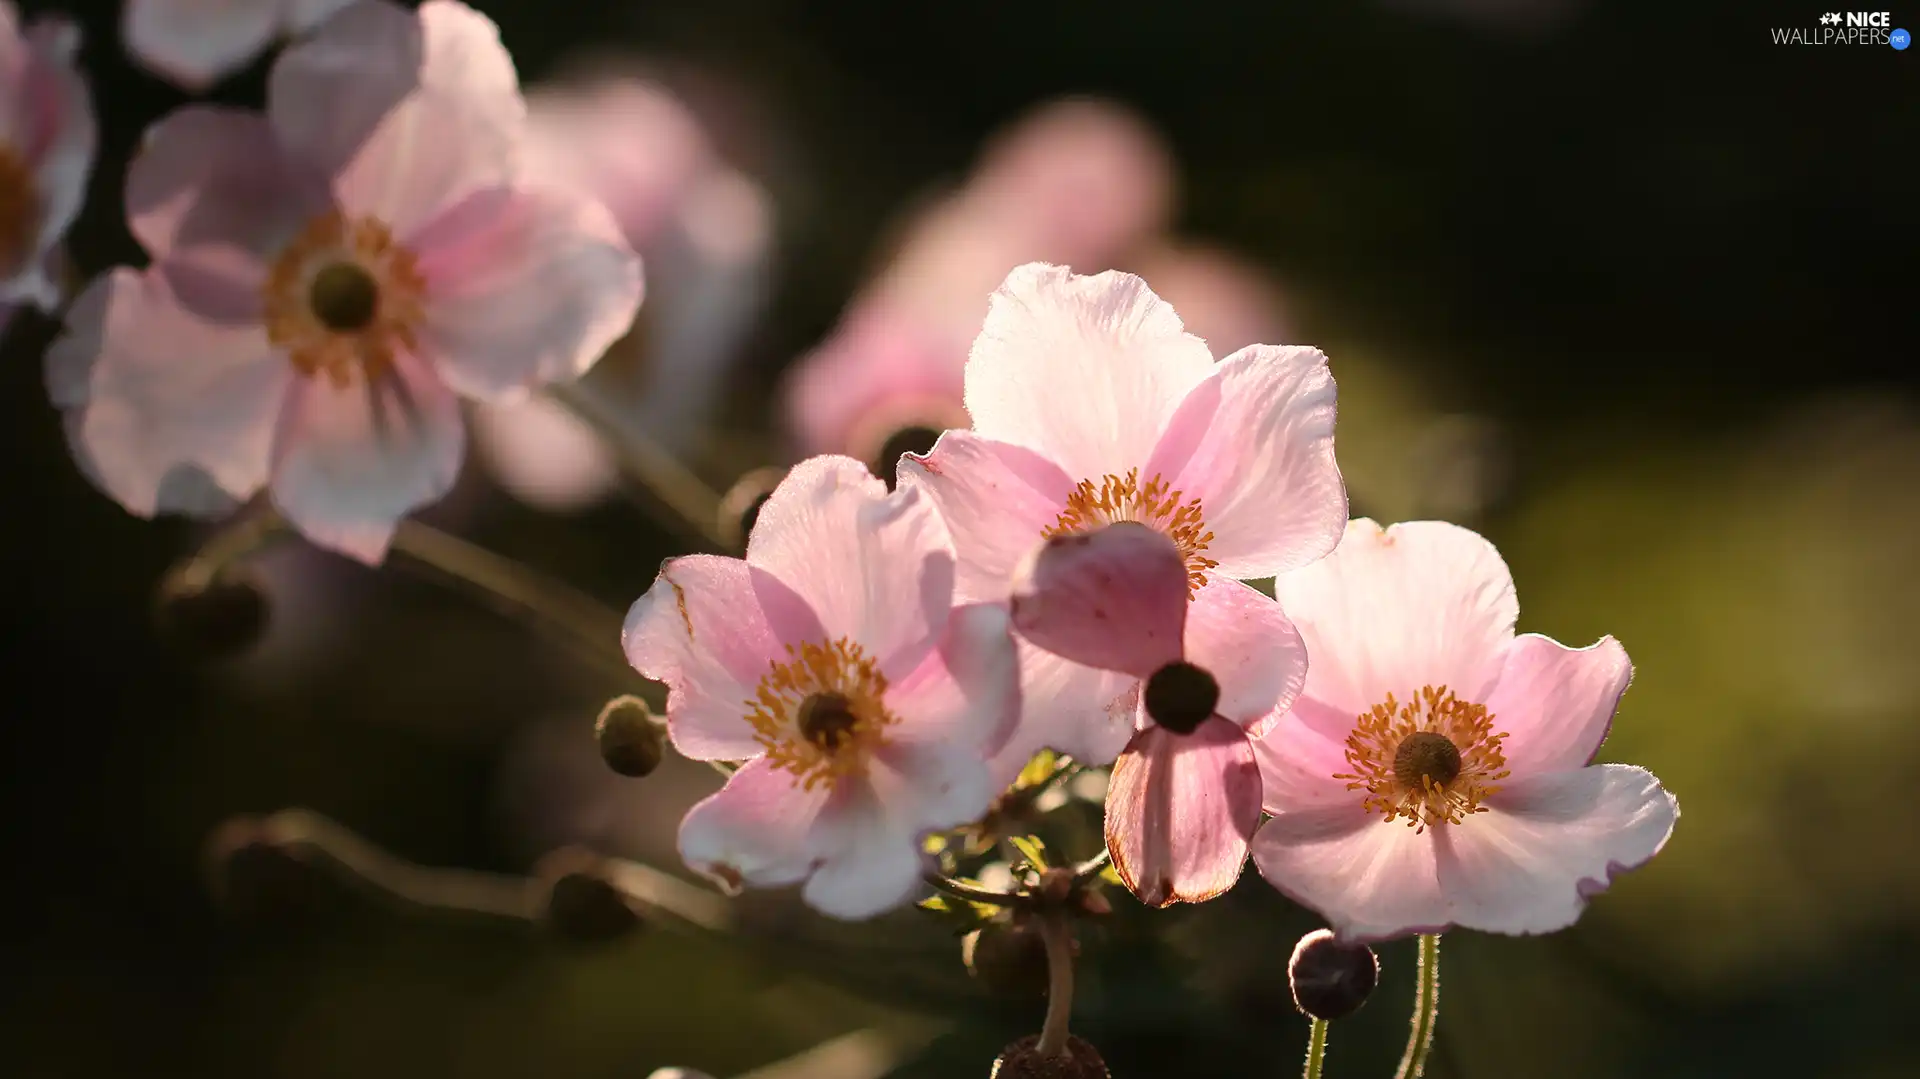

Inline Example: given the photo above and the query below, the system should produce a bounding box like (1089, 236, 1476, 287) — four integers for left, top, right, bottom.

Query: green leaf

(1098, 861, 1123, 887)
(1014, 749, 1060, 789)
(1008, 834, 1050, 872)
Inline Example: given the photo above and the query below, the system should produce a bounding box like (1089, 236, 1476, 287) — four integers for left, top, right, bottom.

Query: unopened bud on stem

(964, 918, 1053, 999)
(1288, 928, 1380, 1020)
(536, 848, 645, 943)
(596, 695, 665, 777)
(155, 564, 269, 659)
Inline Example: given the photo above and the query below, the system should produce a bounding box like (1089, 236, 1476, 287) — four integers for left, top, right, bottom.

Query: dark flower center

(797, 691, 860, 751)
(1391, 731, 1463, 789)
(1143, 661, 1219, 735)
(308, 261, 380, 331)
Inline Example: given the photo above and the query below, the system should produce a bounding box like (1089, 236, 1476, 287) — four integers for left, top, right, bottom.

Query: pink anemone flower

(898, 262, 1345, 781)
(1010, 522, 1304, 907)
(122, 0, 356, 93)
(0, 4, 94, 311)
(1250, 519, 1679, 942)
(56, 0, 642, 562)
(622, 456, 1021, 920)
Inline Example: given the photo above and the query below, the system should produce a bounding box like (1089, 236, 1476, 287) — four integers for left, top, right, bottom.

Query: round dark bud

(990, 1034, 1110, 1079)
(596, 695, 665, 777)
(203, 817, 325, 924)
(308, 262, 380, 331)
(1287, 928, 1380, 1021)
(718, 467, 786, 551)
(1142, 661, 1219, 735)
(154, 566, 270, 660)
(537, 851, 644, 944)
(1393, 731, 1462, 789)
(871, 424, 945, 489)
(963, 919, 1052, 1000)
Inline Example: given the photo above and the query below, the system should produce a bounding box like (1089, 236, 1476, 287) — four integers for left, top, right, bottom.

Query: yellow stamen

(1333, 685, 1512, 832)
(262, 212, 426, 388)
(1043, 468, 1217, 593)
(747, 637, 899, 791)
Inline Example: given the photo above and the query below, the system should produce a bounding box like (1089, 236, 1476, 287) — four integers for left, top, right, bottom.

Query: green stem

(546, 382, 728, 552)
(1302, 1018, 1328, 1079)
(1034, 912, 1077, 1057)
(1394, 933, 1442, 1079)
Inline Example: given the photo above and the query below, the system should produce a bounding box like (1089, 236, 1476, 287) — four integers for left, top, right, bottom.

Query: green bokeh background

(3, 1, 1914, 1076)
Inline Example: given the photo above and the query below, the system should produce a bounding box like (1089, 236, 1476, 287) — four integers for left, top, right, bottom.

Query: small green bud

(537, 849, 644, 943)
(596, 695, 665, 777)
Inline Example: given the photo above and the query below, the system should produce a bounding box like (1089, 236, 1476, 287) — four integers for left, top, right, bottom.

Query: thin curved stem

(389, 519, 636, 686)
(1034, 912, 1077, 1057)
(162, 503, 285, 594)
(546, 381, 728, 552)
(1393, 933, 1442, 1079)
(1070, 847, 1111, 881)
(923, 872, 1028, 910)
(1302, 1018, 1328, 1079)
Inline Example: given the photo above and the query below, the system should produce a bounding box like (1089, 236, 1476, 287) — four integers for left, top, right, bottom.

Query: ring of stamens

(1043, 468, 1217, 593)
(0, 143, 40, 274)
(747, 637, 899, 791)
(1333, 685, 1512, 832)
(262, 212, 426, 388)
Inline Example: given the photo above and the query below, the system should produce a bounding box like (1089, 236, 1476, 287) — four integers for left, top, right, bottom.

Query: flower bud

(1287, 928, 1380, 1020)
(154, 564, 269, 659)
(596, 695, 665, 777)
(963, 919, 1051, 1000)
(990, 1034, 1110, 1078)
(536, 849, 644, 943)
(718, 466, 785, 550)
(202, 816, 326, 924)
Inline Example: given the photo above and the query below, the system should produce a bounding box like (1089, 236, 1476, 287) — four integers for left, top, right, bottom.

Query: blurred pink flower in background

(1125, 242, 1292, 361)
(1251, 519, 1678, 942)
(53, 1, 642, 562)
(0, 4, 94, 311)
(473, 72, 774, 512)
(122, 0, 355, 92)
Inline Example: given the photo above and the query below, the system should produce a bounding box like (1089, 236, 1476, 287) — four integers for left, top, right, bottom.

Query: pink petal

(283, 0, 356, 34)
(800, 783, 928, 920)
(993, 639, 1140, 778)
(1273, 518, 1518, 718)
(1104, 717, 1262, 907)
(745, 456, 954, 679)
(896, 429, 1074, 603)
(71, 269, 290, 516)
(1182, 576, 1307, 734)
(0, 12, 93, 308)
(123, 107, 322, 292)
(411, 185, 642, 401)
(1249, 804, 1450, 943)
(1437, 765, 1677, 935)
(1251, 697, 1363, 812)
(121, 0, 280, 92)
(267, 349, 463, 563)
(1485, 634, 1633, 775)
(1009, 523, 1187, 678)
(882, 602, 1023, 773)
(622, 554, 802, 761)
(677, 757, 834, 892)
(1146, 344, 1344, 578)
(963, 263, 1215, 483)
(268, 0, 521, 236)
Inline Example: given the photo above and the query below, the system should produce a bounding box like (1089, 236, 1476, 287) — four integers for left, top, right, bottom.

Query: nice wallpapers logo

(1772, 11, 1911, 46)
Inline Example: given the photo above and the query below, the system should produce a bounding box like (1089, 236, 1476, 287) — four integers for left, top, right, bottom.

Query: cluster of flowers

(11, 0, 1676, 957)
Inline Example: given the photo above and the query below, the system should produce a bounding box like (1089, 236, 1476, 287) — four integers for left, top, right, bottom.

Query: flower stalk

(1393, 933, 1442, 1079)
(546, 381, 730, 552)
(1034, 911, 1077, 1057)
(1301, 1018, 1328, 1079)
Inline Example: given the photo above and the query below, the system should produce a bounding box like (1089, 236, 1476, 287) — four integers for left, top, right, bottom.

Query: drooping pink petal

(1009, 523, 1188, 678)
(1104, 717, 1262, 907)
(963, 263, 1216, 483)
(123, 106, 323, 312)
(71, 269, 290, 516)
(622, 554, 805, 762)
(1436, 765, 1677, 935)
(46, 268, 239, 518)
(881, 602, 1023, 771)
(1485, 634, 1633, 774)
(267, 350, 463, 563)
(120, 0, 282, 92)
(1250, 802, 1451, 943)
(410, 185, 641, 400)
(677, 758, 834, 893)
(1145, 344, 1344, 578)
(1251, 697, 1363, 811)
(268, 1, 521, 236)
(896, 429, 1074, 603)
(801, 783, 928, 920)
(1273, 518, 1519, 717)
(1182, 576, 1307, 735)
(0, 12, 93, 308)
(745, 456, 955, 679)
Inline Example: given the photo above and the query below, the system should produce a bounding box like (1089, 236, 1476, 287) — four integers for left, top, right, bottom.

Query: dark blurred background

(4, 0, 1916, 1076)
